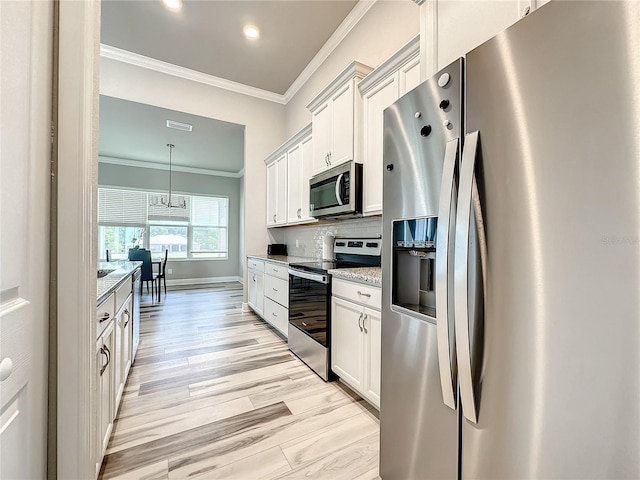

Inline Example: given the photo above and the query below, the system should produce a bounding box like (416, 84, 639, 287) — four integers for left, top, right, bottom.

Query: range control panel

(334, 237, 382, 256)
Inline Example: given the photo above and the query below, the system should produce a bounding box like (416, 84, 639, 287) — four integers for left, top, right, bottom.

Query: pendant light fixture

(149, 143, 186, 209)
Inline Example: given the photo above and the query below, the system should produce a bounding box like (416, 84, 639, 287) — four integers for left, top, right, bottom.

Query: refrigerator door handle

(435, 137, 459, 410)
(455, 130, 486, 424)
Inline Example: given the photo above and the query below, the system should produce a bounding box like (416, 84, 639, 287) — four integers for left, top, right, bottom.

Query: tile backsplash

(269, 217, 382, 259)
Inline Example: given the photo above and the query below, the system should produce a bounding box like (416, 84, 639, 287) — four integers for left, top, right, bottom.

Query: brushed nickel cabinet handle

(99, 312, 110, 323)
(357, 291, 371, 298)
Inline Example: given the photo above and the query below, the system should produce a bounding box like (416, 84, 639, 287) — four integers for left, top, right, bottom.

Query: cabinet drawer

(96, 293, 115, 337)
(248, 258, 265, 272)
(264, 274, 288, 308)
(115, 279, 131, 314)
(264, 262, 288, 280)
(264, 297, 288, 338)
(332, 278, 381, 310)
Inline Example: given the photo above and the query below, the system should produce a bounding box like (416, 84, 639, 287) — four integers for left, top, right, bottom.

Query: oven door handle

(288, 268, 329, 284)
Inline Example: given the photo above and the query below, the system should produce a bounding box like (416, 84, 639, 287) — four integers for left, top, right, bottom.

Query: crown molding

(359, 35, 420, 95)
(306, 61, 374, 112)
(283, 0, 378, 103)
(100, 44, 287, 105)
(264, 123, 312, 165)
(99, 155, 243, 178)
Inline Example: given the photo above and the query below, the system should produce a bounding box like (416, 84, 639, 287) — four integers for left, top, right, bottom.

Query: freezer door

(462, 2, 640, 478)
(380, 60, 463, 479)
(379, 311, 458, 480)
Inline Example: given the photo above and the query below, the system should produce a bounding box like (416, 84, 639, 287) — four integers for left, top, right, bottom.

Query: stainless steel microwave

(309, 161, 362, 218)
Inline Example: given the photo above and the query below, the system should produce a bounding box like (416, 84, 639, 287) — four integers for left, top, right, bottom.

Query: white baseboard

(165, 276, 242, 287)
(241, 302, 251, 313)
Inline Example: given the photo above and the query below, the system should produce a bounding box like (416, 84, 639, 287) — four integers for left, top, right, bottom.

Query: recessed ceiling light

(243, 25, 260, 40)
(162, 0, 183, 11)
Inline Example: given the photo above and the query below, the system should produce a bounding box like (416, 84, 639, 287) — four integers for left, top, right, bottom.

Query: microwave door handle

(335, 173, 344, 206)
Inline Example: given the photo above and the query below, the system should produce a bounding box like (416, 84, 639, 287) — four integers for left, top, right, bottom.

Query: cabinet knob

(0, 358, 13, 382)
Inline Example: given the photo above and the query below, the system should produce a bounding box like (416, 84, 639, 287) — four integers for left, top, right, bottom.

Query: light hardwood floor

(99, 283, 380, 480)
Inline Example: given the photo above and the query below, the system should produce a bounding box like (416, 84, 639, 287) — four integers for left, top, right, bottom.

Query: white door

(266, 161, 277, 226)
(330, 82, 354, 167)
(311, 102, 331, 175)
(299, 135, 313, 221)
(286, 144, 301, 223)
(331, 297, 364, 391)
(363, 307, 381, 408)
(362, 75, 399, 215)
(0, 1, 52, 479)
(275, 155, 288, 225)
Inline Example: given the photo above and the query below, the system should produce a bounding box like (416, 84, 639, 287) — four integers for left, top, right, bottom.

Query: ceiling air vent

(166, 120, 193, 132)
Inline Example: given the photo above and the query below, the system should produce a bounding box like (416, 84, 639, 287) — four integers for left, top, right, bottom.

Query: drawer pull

(358, 312, 364, 332)
(99, 312, 110, 323)
(357, 291, 371, 298)
(363, 314, 368, 334)
(272, 312, 277, 317)
(272, 288, 278, 292)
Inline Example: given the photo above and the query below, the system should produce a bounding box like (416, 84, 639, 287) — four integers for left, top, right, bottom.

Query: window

(97, 187, 229, 260)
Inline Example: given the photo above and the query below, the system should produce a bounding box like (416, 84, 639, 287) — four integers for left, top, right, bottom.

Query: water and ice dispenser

(392, 217, 438, 319)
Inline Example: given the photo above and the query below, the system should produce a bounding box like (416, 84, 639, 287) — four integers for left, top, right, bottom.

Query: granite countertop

(329, 266, 382, 286)
(247, 254, 313, 266)
(97, 261, 142, 305)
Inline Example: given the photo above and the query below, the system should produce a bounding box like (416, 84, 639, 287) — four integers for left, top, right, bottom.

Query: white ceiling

(99, 96, 245, 174)
(100, 0, 358, 95)
(99, 0, 359, 173)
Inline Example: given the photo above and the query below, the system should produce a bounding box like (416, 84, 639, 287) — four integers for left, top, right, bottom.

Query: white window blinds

(191, 196, 228, 226)
(98, 188, 147, 225)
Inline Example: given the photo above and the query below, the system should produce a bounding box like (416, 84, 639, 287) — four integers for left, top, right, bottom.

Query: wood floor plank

(100, 402, 291, 478)
(188, 446, 292, 480)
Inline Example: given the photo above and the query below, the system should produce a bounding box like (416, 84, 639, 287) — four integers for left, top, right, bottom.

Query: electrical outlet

(167, 268, 173, 274)
(295, 239, 299, 248)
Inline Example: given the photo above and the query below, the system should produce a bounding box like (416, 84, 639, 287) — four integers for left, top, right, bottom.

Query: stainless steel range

(288, 237, 381, 381)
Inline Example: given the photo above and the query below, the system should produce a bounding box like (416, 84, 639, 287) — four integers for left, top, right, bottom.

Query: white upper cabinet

(286, 125, 314, 224)
(359, 36, 420, 216)
(307, 61, 373, 176)
(266, 153, 287, 226)
(265, 124, 315, 227)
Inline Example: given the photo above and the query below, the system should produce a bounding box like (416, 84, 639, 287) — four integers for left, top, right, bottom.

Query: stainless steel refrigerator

(380, 2, 640, 479)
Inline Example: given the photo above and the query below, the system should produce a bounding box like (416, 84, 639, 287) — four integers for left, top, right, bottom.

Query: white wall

(100, 59, 286, 296)
(285, 0, 420, 137)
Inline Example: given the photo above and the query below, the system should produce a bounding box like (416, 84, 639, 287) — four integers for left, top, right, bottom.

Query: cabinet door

(121, 298, 132, 381)
(113, 311, 123, 408)
(362, 75, 399, 215)
(275, 155, 288, 225)
(363, 307, 381, 408)
(248, 270, 257, 309)
(255, 271, 264, 316)
(286, 144, 302, 223)
(266, 161, 277, 226)
(330, 81, 355, 167)
(400, 56, 421, 95)
(300, 135, 313, 221)
(331, 297, 364, 391)
(312, 102, 331, 175)
(98, 322, 114, 458)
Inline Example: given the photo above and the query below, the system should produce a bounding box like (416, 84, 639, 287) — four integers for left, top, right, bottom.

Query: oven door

(288, 269, 330, 346)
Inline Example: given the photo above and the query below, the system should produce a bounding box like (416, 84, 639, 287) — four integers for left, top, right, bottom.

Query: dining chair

(156, 249, 169, 300)
(128, 249, 158, 299)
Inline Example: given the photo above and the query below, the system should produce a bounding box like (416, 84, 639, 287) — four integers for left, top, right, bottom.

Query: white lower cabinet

(248, 259, 265, 317)
(96, 320, 114, 464)
(247, 258, 289, 339)
(331, 279, 381, 409)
